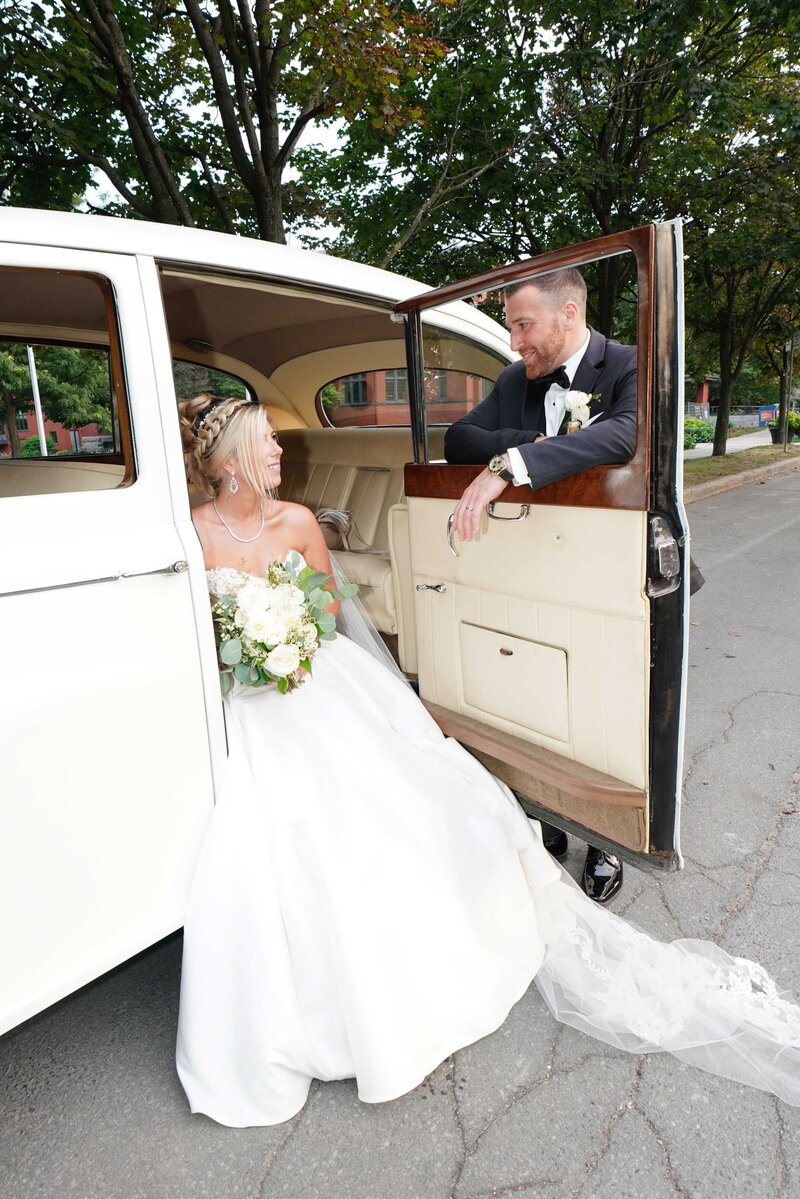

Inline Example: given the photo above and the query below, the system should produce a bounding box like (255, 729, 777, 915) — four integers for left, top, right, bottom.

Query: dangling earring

(229, 472, 239, 495)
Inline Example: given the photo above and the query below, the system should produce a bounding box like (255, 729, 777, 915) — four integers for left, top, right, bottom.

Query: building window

(385, 370, 409, 405)
(16, 410, 28, 431)
(344, 374, 367, 406)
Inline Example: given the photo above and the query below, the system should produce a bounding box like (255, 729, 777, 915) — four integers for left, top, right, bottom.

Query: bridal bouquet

(211, 552, 357, 694)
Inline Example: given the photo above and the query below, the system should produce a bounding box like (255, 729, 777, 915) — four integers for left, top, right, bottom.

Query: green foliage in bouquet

(211, 556, 357, 695)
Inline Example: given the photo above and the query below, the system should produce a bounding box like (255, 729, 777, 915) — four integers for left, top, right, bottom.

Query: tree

(0, 344, 113, 455)
(1, 0, 448, 241)
(679, 83, 800, 453)
(298, 0, 799, 335)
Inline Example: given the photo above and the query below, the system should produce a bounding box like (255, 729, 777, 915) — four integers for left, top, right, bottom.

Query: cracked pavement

(1, 472, 799, 1199)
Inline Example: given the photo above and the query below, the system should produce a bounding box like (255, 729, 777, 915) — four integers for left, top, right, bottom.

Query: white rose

(565, 389, 591, 407)
(243, 608, 289, 646)
(235, 578, 269, 614)
(265, 642, 301, 676)
(570, 403, 590, 426)
(272, 582, 306, 614)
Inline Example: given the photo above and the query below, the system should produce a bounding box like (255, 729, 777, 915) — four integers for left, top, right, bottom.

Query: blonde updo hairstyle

(179, 393, 277, 499)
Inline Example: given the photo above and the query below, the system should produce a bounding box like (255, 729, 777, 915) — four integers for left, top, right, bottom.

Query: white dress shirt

(506, 330, 591, 486)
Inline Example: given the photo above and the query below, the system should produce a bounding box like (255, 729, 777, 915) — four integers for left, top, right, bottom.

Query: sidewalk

(683, 427, 771, 459)
(683, 427, 800, 502)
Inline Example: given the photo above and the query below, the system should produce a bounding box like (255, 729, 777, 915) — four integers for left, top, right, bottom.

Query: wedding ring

(465, 505, 473, 512)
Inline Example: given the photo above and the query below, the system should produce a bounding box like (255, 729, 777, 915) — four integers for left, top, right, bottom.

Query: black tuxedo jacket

(443, 328, 637, 491)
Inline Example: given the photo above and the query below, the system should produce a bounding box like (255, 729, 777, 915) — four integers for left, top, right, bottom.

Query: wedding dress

(176, 561, 800, 1128)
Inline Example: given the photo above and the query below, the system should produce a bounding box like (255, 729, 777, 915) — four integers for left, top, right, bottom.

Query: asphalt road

(2, 472, 800, 1199)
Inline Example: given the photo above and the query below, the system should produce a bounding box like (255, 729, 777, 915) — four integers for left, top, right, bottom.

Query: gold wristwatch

(488, 454, 513, 483)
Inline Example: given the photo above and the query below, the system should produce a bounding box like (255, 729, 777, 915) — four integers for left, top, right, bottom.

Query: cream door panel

(408, 497, 649, 790)
(388, 503, 417, 673)
(460, 623, 569, 741)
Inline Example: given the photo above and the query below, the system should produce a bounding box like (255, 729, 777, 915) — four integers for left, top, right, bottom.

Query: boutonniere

(564, 390, 602, 432)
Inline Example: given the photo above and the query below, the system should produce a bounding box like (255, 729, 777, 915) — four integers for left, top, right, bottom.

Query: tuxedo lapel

(570, 327, 607, 398)
(555, 328, 607, 434)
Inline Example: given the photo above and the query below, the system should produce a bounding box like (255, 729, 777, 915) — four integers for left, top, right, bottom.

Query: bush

(684, 419, 714, 449)
(19, 434, 57, 457)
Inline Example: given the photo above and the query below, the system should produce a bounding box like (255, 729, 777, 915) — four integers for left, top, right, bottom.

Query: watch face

(489, 455, 506, 475)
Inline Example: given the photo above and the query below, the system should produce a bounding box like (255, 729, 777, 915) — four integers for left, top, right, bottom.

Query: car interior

(1, 238, 676, 866)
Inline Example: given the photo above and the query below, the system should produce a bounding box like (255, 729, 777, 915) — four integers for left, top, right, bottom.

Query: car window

(0, 270, 134, 497)
(317, 366, 493, 428)
(172, 359, 252, 402)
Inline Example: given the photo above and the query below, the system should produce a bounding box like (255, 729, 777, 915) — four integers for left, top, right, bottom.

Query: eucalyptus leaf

(249, 664, 261, 685)
(318, 612, 336, 633)
(234, 662, 252, 683)
(219, 670, 233, 694)
(220, 638, 243, 665)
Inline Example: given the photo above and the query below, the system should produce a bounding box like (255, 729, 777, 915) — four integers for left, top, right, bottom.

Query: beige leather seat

(279, 428, 444, 639)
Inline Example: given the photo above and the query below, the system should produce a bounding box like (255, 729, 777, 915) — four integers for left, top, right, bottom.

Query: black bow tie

(538, 365, 569, 389)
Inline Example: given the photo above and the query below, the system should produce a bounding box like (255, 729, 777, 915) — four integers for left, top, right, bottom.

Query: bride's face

(263, 420, 282, 486)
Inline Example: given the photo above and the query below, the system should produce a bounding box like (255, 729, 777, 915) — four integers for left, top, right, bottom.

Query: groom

(444, 266, 636, 904)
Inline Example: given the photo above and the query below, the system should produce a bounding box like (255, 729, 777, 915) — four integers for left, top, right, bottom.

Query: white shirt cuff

(506, 446, 531, 487)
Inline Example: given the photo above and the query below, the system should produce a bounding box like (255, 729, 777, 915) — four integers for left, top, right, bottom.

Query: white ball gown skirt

(176, 633, 800, 1127)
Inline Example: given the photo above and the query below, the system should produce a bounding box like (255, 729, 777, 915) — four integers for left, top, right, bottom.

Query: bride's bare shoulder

(272, 500, 318, 533)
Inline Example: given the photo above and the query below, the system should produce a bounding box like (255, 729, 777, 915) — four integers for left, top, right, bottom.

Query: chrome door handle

(446, 513, 459, 557)
(121, 560, 189, 578)
(487, 503, 531, 522)
(416, 583, 447, 593)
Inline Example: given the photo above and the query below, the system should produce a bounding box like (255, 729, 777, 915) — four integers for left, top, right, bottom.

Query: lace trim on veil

(533, 881, 800, 1103)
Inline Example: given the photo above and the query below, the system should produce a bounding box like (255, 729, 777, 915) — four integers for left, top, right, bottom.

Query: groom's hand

(453, 469, 510, 542)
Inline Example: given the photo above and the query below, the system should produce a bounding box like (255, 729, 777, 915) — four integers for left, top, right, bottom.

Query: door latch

(647, 515, 681, 597)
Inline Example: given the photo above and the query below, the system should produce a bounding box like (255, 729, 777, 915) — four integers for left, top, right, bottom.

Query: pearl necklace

(213, 498, 265, 543)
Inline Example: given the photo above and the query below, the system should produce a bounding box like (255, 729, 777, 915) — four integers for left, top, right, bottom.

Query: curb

(684, 455, 800, 505)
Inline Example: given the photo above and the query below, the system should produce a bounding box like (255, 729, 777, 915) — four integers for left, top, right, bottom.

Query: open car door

(396, 222, 688, 871)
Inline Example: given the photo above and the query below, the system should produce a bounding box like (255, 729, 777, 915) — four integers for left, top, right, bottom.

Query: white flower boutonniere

(564, 390, 602, 431)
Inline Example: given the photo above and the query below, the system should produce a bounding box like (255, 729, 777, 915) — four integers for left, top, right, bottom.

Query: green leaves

(219, 638, 243, 665)
(332, 582, 359, 599)
(2, 0, 446, 241)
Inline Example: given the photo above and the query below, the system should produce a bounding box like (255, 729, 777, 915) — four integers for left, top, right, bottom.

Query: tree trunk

(712, 323, 734, 456)
(2, 395, 21, 457)
(594, 256, 635, 338)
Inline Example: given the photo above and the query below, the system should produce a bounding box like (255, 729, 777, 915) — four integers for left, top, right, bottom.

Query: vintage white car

(0, 210, 688, 1035)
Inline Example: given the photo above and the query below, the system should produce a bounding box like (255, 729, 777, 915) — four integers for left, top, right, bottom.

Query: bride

(176, 392, 800, 1128)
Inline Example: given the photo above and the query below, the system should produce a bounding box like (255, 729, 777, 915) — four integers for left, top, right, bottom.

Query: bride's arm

(290, 505, 340, 618)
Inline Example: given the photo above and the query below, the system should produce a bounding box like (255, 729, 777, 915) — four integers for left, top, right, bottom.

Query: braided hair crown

(178, 392, 268, 498)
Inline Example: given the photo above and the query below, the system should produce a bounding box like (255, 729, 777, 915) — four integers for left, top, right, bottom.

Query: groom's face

(504, 285, 573, 380)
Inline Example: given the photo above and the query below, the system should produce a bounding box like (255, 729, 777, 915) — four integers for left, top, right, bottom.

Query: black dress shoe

(541, 827, 569, 861)
(582, 847, 623, 903)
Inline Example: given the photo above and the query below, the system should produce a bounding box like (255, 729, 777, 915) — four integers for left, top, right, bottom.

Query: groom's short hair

(504, 267, 587, 316)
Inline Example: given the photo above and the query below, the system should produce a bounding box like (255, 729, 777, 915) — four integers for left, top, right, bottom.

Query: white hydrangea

(207, 567, 249, 599)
